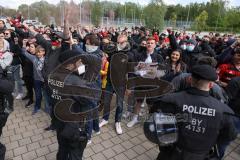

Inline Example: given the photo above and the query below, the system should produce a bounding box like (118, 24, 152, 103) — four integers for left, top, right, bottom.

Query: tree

(143, 0, 167, 30)
(205, 0, 226, 28)
(194, 10, 208, 31)
(223, 8, 240, 32)
(170, 12, 177, 27)
(91, 0, 103, 26)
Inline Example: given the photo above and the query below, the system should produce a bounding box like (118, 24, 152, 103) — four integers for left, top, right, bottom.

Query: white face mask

(176, 39, 180, 44)
(85, 45, 98, 53)
(180, 45, 186, 50)
(187, 45, 195, 52)
(117, 43, 127, 51)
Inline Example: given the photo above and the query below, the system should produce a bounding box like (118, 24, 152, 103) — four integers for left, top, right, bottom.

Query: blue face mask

(187, 45, 195, 52)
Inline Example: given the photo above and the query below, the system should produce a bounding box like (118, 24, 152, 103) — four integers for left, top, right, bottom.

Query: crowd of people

(0, 10, 239, 160)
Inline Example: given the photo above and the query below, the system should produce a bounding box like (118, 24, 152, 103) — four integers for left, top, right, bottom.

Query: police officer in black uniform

(0, 66, 14, 159)
(47, 49, 102, 160)
(151, 64, 237, 160)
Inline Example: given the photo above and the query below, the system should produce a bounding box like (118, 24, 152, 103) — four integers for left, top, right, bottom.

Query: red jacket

(217, 63, 240, 83)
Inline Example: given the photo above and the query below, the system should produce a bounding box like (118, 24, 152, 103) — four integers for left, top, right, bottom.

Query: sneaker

(127, 115, 139, 128)
(99, 119, 108, 128)
(22, 95, 29, 100)
(16, 94, 24, 100)
(93, 130, 101, 135)
(25, 100, 33, 108)
(87, 140, 92, 145)
(115, 122, 123, 135)
(122, 111, 131, 119)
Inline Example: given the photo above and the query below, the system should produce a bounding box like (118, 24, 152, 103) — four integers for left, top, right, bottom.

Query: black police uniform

(47, 50, 101, 160)
(151, 65, 237, 160)
(0, 67, 14, 159)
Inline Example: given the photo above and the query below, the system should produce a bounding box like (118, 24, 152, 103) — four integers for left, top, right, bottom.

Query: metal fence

(76, 17, 145, 28)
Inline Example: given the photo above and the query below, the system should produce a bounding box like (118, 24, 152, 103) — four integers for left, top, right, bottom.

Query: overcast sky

(0, 0, 239, 9)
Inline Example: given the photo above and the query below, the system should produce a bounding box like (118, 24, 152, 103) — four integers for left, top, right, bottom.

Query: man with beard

(99, 34, 133, 134)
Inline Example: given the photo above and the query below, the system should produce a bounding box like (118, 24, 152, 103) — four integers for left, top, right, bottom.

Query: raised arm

(20, 39, 36, 62)
(23, 24, 52, 55)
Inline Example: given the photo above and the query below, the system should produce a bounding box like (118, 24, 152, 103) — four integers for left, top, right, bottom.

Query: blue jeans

(9, 65, 23, 94)
(102, 83, 125, 123)
(33, 80, 50, 112)
(85, 100, 100, 140)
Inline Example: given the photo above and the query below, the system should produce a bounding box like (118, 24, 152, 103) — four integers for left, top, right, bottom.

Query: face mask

(86, 45, 98, 53)
(139, 46, 147, 52)
(180, 45, 186, 50)
(187, 45, 195, 52)
(117, 43, 127, 51)
(176, 39, 180, 44)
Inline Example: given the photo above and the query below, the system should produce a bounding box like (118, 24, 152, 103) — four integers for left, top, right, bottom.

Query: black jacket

(6, 38, 22, 66)
(21, 54, 33, 78)
(225, 77, 240, 115)
(105, 42, 133, 86)
(136, 50, 164, 64)
(152, 87, 237, 160)
(48, 53, 102, 130)
(0, 67, 14, 94)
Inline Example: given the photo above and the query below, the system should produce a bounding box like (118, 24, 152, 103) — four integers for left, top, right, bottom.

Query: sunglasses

(4, 33, 10, 35)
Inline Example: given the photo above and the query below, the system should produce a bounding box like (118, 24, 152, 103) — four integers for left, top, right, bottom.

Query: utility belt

(171, 145, 220, 160)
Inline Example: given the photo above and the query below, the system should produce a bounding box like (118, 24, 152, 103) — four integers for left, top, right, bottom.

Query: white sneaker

(93, 130, 101, 135)
(16, 94, 24, 100)
(127, 115, 139, 128)
(99, 119, 108, 128)
(87, 140, 92, 145)
(115, 122, 123, 135)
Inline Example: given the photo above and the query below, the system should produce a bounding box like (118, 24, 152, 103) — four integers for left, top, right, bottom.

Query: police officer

(0, 66, 14, 159)
(151, 64, 237, 160)
(48, 49, 102, 160)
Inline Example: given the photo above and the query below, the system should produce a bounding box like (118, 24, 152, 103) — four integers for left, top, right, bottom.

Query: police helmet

(144, 112, 178, 146)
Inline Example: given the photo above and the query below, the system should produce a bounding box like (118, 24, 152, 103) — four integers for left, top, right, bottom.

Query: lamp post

(0, 7, 3, 17)
(79, 0, 82, 24)
(186, 4, 190, 27)
(28, 5, 30, 19)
